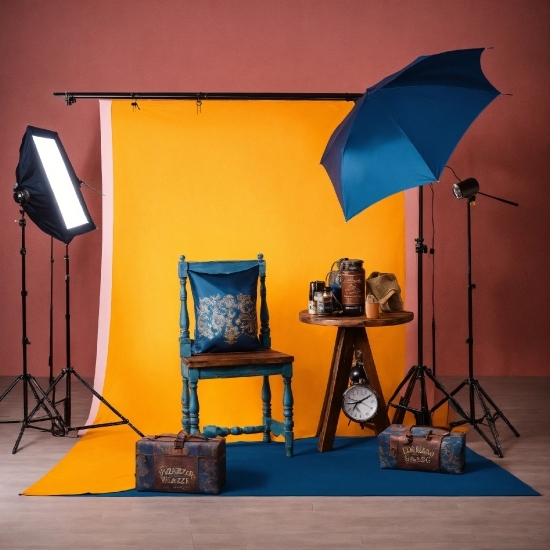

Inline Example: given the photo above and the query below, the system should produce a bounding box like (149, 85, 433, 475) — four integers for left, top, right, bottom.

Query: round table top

(299, 309, 414, 328)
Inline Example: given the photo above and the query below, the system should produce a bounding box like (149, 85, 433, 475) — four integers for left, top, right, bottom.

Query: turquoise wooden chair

(178, 254, 294, 457)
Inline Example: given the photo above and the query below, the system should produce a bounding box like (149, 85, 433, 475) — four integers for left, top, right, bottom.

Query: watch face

(342, 384, 379, 423)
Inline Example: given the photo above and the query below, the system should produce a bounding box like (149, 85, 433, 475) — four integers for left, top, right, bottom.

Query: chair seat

(183, 349, 294, 368)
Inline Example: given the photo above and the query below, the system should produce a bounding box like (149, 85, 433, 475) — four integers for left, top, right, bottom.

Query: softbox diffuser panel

(15, 125, 96, 244)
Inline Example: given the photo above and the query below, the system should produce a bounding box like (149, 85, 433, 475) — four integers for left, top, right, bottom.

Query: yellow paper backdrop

(24, 100, 406, 494)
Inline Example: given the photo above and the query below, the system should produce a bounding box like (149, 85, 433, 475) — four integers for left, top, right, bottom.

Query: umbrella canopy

(321, 48, 500, 221)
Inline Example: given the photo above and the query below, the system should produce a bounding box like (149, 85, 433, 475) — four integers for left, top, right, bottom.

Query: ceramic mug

(365, 300, 380, 319)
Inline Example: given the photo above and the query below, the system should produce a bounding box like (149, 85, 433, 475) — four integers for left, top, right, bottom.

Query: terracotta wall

(0, 0, 548, 378)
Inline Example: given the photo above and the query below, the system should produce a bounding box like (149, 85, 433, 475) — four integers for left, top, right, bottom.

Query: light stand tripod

(432, 187, 520, 457)
(388, 186, 470, 425)
(0, 207, 64, 449)
(12, 243, 144, 453)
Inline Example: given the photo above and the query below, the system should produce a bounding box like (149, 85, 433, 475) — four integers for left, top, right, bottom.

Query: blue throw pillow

(188, 265, 263, 354)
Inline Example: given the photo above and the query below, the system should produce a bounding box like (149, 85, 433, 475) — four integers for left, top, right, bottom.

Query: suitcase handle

(147, 430, 211, 449)
(402, 425, 450, 443)
(174, 430, 209, 449)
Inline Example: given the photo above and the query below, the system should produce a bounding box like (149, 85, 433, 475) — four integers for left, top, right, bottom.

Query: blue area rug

(103, 437, 539, 497)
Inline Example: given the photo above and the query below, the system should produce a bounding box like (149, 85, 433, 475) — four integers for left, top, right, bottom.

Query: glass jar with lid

(340, 259, 365, 316)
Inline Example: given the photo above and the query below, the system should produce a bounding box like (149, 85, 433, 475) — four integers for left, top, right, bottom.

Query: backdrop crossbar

(54, 91, 364, 106)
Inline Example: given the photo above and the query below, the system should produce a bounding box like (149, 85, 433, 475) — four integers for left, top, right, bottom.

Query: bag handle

(148, 430, 210, 449)
(401, 425, 450, 444)
(174, 430, 209, 449)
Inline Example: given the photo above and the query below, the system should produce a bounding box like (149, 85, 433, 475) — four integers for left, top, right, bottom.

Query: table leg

(352, 329, 390, 435)
(317, 327, 391, 452)
(316, 327, 343, 438)
(317, 327, 356, 452)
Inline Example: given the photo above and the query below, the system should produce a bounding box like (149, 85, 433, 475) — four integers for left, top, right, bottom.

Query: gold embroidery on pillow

(196, 293, 257, 345)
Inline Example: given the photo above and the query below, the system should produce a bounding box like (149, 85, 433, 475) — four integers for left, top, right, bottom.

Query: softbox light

(14, 126, 96, 244)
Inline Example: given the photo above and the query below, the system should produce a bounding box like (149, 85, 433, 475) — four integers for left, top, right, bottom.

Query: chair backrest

(179, 253, 271, 357)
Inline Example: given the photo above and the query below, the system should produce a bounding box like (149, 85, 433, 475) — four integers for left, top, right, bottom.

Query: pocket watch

(341, 350, 379, 427)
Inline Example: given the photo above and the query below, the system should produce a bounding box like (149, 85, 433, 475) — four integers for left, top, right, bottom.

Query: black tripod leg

(387, 366, 416, 404)
(416, 370, 432, 425)
(12, 420, 29, 454)
(389, 367, 419, 424)
(470, 421, 503, 457)
(0, 375, 24, 404)
(31, 374, 66, 430)
(13, 394, 47, 454)
(477, 383, 520, 437)
(12, 377, 66, 454)
(69, 370, 144, 437)
(26, 377, 49, 417)
(473, 383, 503, 457)
(429, 377, 470, 423)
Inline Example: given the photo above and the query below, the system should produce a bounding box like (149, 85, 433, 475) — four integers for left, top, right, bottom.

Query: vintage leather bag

(390, 425, 449, 472)
(379, 424, 466, 474)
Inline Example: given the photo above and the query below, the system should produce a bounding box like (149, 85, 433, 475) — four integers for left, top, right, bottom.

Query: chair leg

(283, 375, 294, 457)
(262, 375, 272, 443)
(188, 370, 200, 434)
(182, 375, 190, 433)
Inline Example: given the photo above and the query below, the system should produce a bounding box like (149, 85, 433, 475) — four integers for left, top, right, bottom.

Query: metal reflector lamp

(14, 126, 96, 244)
(452, 177, 480, 200)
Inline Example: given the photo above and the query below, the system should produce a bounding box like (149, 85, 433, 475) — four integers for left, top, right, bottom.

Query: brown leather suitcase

(136, 431, 226, 494)
(379, 424, 465, 474)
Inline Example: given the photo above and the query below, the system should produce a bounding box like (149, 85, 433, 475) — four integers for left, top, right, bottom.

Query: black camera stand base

(12, 365, 144, 454)
(1, 374, 65, 454)
(388, 364, 470, 426)
(443, 378, 519, 458)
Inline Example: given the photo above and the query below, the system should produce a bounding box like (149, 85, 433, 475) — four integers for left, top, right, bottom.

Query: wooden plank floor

(0, 375, 548, 550)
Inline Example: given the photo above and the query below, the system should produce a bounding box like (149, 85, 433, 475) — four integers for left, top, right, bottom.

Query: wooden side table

(299, 310, 414, 452)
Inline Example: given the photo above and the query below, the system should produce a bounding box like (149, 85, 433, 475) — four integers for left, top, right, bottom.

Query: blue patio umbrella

(321, 48, 501, 221)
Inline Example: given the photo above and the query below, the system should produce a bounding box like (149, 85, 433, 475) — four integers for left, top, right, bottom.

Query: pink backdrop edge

(83, 101, 113, 426)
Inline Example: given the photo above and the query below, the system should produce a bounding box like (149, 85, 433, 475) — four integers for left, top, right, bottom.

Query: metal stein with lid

(340, 259, 366, 316)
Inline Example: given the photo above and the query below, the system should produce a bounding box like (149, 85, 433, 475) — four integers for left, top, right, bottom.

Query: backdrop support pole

(54, 91, 364, 105)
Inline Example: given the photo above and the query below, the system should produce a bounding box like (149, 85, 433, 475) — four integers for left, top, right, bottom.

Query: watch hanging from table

(341, 349, 379, 427)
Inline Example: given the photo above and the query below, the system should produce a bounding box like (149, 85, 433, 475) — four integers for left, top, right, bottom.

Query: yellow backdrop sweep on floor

(24, 100, 406, 495)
